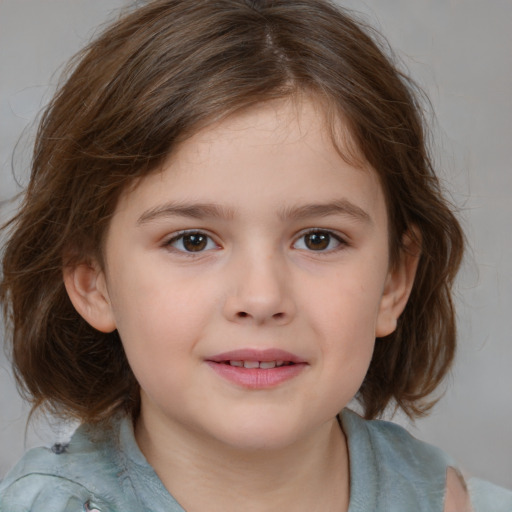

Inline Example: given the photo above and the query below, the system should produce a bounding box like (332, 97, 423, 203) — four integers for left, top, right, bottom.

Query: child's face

(68, 97, 415, 450)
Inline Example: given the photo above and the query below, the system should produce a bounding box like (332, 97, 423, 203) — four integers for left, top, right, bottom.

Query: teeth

(227, 360, 290, 369)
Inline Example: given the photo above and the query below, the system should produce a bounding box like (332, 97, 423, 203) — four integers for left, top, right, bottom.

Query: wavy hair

(1, 0, 464, 423)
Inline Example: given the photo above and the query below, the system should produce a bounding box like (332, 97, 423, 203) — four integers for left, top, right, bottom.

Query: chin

(205, 413, 313, 453)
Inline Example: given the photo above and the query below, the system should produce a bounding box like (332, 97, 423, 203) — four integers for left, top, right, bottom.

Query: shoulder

(0, 470, 110, 512)
(444, 467, 472, 512)
(341, 408, 454, 473)
(444, 473, 512, 512)
(358, 414, 512, 512)
(341, 409, 451, 511)
(340, 409, 512, 512)
(467, 477, 512, 512)
(0, 422, 126, 512)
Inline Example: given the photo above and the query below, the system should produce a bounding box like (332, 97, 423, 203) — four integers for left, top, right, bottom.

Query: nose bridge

(224, 241, 294, 325)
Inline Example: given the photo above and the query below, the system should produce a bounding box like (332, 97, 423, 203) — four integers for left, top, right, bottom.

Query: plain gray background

(1, 0, 511, 488)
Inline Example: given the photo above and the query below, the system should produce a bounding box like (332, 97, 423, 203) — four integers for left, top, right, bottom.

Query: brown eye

(293, 230, 343, 252)
(182, 233, 207, 251)
(304, 232, 330, 250)
(168, 232, 217, 253)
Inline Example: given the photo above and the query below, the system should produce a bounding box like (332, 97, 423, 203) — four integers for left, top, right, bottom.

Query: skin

(65, 97, 422, 511)
(445, 467, 473, 512)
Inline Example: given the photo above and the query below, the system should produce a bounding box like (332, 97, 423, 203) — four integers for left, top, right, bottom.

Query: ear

(63, 261, 116, 333)
(375, 229, 421, 338)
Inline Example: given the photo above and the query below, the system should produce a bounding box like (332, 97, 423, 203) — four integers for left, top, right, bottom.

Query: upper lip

(207, 348, 306, 364)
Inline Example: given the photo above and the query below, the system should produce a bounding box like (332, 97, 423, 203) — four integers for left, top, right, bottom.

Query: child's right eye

(165, 231, 219, 253)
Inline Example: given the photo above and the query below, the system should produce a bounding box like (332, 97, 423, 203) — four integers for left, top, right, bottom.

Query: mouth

(220, 360, 295, 369)
(206, 349, 307, 389)
(208, 348, 305, 365)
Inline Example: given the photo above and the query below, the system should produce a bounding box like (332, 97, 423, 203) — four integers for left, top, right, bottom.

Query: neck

(135, 413, 350, 512)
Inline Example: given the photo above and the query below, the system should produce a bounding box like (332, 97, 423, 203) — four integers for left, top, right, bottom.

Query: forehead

(114, 97, 386, 227)
(170, 95, 364, 170)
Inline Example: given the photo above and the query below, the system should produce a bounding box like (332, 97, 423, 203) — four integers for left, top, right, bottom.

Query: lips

(226, 360, 292, 369)
(206, 349, 307, 389)
(208, 348, 305, 365)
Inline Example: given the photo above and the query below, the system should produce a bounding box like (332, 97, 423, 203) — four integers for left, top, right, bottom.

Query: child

(0, 0, 511, 510)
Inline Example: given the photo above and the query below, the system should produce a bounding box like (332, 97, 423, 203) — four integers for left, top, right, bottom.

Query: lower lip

(206, 362, 306, 389)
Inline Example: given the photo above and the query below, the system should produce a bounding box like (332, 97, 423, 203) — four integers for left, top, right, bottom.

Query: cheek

(299, 264, 385, 387)
(107, 265, 215, 382)
(303, 263, 387, 337)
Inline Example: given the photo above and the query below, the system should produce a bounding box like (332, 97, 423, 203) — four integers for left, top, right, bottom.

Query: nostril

(237, 311, 249, 318)
(273, 312, 285, 319)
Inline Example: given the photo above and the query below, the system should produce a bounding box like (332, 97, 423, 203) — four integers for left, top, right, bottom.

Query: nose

(223, 250, 296, 326)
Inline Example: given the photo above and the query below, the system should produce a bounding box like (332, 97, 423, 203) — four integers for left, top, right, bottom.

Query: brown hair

(1, 0, 464, 423)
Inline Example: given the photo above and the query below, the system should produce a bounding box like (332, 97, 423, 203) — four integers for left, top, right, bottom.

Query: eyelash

(163, 229, 348, 255)
(292, 229, 347, 253)
(164, 230, 220, 255)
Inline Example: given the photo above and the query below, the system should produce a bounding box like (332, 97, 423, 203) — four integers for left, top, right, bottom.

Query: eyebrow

(278, 200, 372, 224)
(137, 202, 235, 225)
(137, 199, 372, 225)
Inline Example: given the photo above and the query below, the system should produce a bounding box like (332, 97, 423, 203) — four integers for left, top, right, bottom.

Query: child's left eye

(293, 230, 345, 252)
(165, 231, 219, 253)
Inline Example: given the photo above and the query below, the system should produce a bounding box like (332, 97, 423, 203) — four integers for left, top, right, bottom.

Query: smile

(206, 349, 307, 389)
(224, 360, 293, 369)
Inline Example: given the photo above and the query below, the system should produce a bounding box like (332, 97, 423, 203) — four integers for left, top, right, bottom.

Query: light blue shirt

(1, 409, 511, 511)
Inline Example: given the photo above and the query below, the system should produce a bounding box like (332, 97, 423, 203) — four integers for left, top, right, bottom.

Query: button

(51, 443, 68, 454)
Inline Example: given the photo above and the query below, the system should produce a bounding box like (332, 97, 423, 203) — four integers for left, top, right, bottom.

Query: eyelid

(292, 228, 349, 252)
(163, 229, 221, 253)
(161, 227, 348, 255)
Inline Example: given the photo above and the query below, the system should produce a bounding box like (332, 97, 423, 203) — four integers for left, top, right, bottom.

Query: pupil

(306, 232, 330, 250)
(183, 234, 207, 252)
